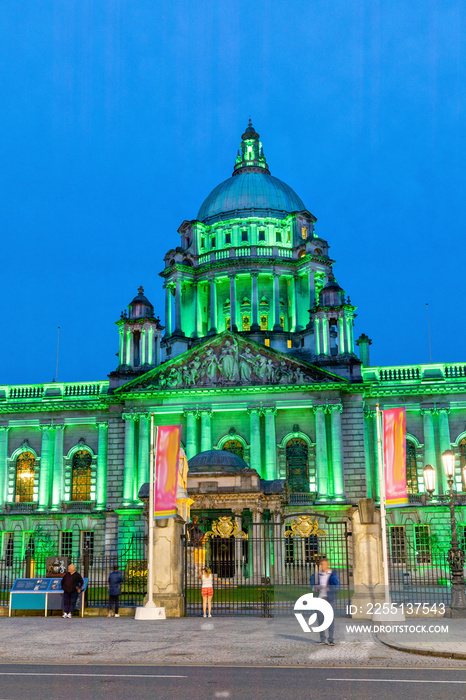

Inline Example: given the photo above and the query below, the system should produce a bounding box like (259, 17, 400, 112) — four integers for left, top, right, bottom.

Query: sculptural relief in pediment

(132, 334, 339, 391)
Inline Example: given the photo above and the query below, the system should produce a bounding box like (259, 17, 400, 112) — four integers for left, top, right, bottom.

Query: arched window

(459, 438, 466, 490)
(222, 439, 244, 459)
(406, 440, 418, 494)
(71, 450, 92, 501)
(286, 438, 309, 493)
(15, 452, 35, 503)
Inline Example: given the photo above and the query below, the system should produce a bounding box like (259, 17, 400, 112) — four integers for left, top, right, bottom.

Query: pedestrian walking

(108, 565, 124, 617)
(61, 564, 84, 618)
(310, 558, 339, 645)
(198, 566, 213, 618)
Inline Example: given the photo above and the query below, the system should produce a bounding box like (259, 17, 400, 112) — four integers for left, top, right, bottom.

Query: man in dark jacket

(310, 558, 339, 645)
(108, 566, 124, 617)
(61, 564, 84, 618)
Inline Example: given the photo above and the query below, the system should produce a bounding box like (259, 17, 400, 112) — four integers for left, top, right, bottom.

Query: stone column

(272, 509, 284, 584)
(51, 424, 64, 510)
(329, 405, 345, 501)
(248, 407, 262, 476)
(372, 413, 380, 500)
(230, 275, 238, 331)
(127, 329, 133, 367)
(184, 410, 198, 459)
(38, 425, 54, 510)
(119, 328, 125, 365)
(251, 272, 260, 331)
(193, 282, 199, 338)
(351, 500, 385, 618)
(233, 509, 243, 579)
(140, 328, 146, 365)
(252, 509, 263, 581)
(363, 410, 375, 499)
(174, 278, 182, 334)
(264, 407, 277, 480)
(155, 334, 161, 366)
(138, 414, 149, 495)
(322, 317, 330, 355)
(338, 316, 346, 354)
(200, 409, 212, 452)
(315, 406, 329, 501)
(0, 427, 9, 508)
(96, 421, 108, 510)
(122, 414, 136, 506)
(438, 408, 451, 495)
(314, 317, 321, 355)
(273, 273, 281, 331)
(308, 269, 316, 306)
(208, 279, 217, 335)
(422, 410, 438, 494)
(164, 284, 172, 337)
(294, 275, 302, 331)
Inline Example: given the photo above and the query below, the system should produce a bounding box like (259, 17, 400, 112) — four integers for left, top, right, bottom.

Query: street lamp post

(441, 450, 466, 618)
(424, 454, 466, 618)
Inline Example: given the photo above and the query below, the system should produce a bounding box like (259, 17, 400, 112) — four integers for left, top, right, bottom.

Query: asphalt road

(0, 665, 465, 700)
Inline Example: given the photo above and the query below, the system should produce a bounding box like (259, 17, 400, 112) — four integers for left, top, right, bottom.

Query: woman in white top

(198, 566, 213, 618)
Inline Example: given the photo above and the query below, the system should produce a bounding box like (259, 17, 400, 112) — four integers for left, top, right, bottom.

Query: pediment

(117, 332, 346, 393)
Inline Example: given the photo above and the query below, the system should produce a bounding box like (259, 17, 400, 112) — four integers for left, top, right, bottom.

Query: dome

(319, 276, 345, 307)
(128, 286, 154, 319)
(197, 172, 306, 225)
(197, 121, 306, 225)
(188, 449, 249, 473)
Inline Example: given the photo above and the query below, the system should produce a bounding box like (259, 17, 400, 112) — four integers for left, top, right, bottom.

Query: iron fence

(183, 514, 352, 617)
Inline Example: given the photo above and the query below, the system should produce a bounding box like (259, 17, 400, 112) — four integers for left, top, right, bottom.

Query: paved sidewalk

(0, 616, 465, 667)
(376, 619, 466, 660)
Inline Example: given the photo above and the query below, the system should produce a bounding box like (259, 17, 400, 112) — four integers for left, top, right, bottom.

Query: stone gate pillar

(351, 498, 385, 618)
(149, 516, 185, 617)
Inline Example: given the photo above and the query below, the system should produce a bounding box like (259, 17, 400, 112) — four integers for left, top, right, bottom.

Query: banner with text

(154, 425, 181, 519)
(383, 407, 408, 507)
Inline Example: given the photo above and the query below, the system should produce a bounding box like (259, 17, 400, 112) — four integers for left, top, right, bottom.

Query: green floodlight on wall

(423, 464, 436, 495)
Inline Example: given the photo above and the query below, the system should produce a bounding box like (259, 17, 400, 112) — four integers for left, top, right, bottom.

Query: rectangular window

(211, 237, 216, 248)
(241, 230, 248, 242)
(389, 526, 407, 564)
(260, 315, 268, 331)
(305, 535, 319, 563)
(285, 529, 294, 564)
(3, 532, 14, 567)
(287, 339, 292, 349)
(460, 525, 466, 553)
(200, 237, 205, 249)
(301, 226, 308, 239)
(242, 316, 250, 331)
(276, 230, 282, 243)
(264, 338, 270, 347)
(225, 232, 231, 245)
(23, 532, 35, 559)
(258, 230, 266, 242)
(80, 531, 95, 561)
(414, 524, 432, 564)
(60, 531, 73, 558)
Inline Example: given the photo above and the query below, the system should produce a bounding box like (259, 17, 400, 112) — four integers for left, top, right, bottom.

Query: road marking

(0, 673, 187, 679)
(328, 678, 466, 684)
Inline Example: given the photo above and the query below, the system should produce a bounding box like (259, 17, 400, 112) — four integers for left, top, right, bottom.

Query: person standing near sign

(108, 565, 124, 617)
(198, 566, 213, 618)
(61, 564, 84, 618)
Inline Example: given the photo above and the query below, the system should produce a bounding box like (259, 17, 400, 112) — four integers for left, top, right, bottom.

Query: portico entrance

(182, 512, 351, 617)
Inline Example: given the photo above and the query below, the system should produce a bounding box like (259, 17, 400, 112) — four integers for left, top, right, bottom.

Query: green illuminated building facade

(1, 122, 465, 561)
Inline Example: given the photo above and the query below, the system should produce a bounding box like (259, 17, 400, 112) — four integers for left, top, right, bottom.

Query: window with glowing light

(287, 339, 292, 348)
(71, 450, 92, 501)
(301, 226, 308, 239)
(406, 440, 418, 494)
(280, 316, 285, 329)
(225, 317, 231, 330)
(15, 452, 35, 502)
(264, 338, 270, 347)
(242, 316, 250, 331)
(414, 524, 432, 564)
(222, 439, 244, 459)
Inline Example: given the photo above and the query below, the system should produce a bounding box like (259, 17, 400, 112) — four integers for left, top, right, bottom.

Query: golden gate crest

(205, 516, 248, 540)
(284, 515, 326, 539)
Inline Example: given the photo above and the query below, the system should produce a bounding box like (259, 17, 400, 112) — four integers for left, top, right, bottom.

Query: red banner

(154, 425, 181, 519)
(383, 407, 408, 508)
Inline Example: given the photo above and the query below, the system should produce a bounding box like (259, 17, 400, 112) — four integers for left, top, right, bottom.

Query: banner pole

(146, 414, 155, 608)
(376, 404, 390, 604)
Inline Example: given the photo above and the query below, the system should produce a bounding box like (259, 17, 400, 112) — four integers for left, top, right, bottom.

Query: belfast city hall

(1, 122, 465, 611)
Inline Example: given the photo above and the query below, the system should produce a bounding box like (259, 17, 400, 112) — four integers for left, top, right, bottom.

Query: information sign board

(9, 578, 89, 617)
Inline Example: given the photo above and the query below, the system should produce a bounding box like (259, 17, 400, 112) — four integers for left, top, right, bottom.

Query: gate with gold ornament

(182, 513, 351, 617)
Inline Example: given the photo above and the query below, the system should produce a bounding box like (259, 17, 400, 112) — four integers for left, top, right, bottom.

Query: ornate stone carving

(123, 332, 341, 392)
(284, 515, 326, 539)
(205, 516, 248, 540)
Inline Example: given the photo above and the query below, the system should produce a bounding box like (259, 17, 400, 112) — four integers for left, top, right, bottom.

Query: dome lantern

(233, 119, 270, 176)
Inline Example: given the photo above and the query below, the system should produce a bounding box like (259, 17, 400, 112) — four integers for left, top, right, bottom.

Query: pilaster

(264, 406, 277, 480)
(247, 406, 262, 476)
(51, 424, 64, 510)
(122, 413, 137, 506)
(0, 427, 9, 509)
(96, 421, 108, 510)
(314, 406, 328, 501)
(329, 404, 345, 501)
(38, 425, 54, 511)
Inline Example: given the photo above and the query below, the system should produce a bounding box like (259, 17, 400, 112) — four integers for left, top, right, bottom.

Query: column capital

(420, 407, 436, 417)
(122, 412, 139, 422)
(247, 405, 263, 416)
(53, 423, 65, 430)
(0, 425, 10, 433)
(312, 404, 326, 413)
(438, 406, 451, 415)
(183, 408, 198, 418)
(232, 507, 244, 517)
(326, 403, 343, 414)
(262, 405, 277, 416)
(39, 424, 55, 432)
(250, 270, 259, 278)
(95, 421, 109, 430)
(363, 408, 375, 419)
(197, 407, 212, 418)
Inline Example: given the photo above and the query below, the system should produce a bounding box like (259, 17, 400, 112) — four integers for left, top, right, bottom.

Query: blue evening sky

(1, 1, 465, 385)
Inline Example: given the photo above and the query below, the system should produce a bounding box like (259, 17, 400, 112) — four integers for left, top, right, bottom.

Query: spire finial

(233, 120, 270, 176)
(138, 285, 144, 295)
